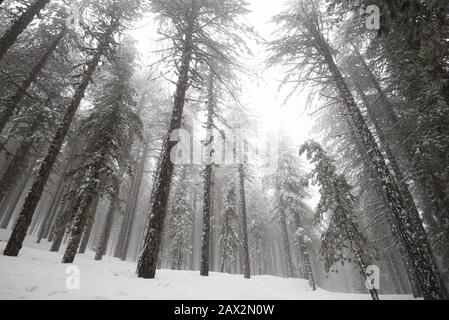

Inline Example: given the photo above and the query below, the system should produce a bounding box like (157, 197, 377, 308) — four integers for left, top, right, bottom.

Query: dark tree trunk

(0, 0, 51, 61)
(278, 207, 293, 278)
(200, 164, 212, 276)
(62, 154, 106, 263)
(200, 71, 215, 277)
(318, 34, 447, 299)
(0, 28, 66, 133)
(189, 188, 197, 270)
(136, 28, 193, 279)
(238, 164, 251, 279)
(3, 23, 117, 257)
(49, 181, 76, 251)
(353, 47, 449, 244)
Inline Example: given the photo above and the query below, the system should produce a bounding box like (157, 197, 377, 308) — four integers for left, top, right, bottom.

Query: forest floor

(0, 229, 414, 300)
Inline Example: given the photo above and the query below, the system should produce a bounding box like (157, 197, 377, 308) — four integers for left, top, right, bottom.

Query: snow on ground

(0, 229, 413, 300)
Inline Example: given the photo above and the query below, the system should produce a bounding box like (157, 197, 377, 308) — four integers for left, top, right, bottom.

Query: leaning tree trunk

(318, 34, 448, 299)
(0, 28, 66, 134)
(0, 0, 51, 61)
(292, 210, 316, 288)
(353, 49, 449, 257)
(36, 168, 67, 243)
(95, 196, 117, 261)
(136, 28, 193, 279)
(49, 179, 77, 251)
(354, 81, 449, 277)
(344, 115, 423, 298)
(0, 117, 41, 204)
(120, 142, 148, 260)
(3, 23, 117, 257)
(78, 195, 100, 254)
(238, 164, 251, 279)
(62, 155, 106, 263)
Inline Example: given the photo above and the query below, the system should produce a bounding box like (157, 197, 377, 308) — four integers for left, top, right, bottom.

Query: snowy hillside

(0, 230, 413, 300)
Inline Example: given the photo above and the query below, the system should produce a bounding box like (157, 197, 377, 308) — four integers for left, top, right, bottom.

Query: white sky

(127, 0, 320, 207)
(128, 0, 315, 147)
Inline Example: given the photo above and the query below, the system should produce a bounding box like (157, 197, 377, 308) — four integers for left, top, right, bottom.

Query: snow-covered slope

(0, 229, 413, 300)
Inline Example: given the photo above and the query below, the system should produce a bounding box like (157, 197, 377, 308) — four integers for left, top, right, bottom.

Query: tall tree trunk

(0, 0, 51, 61)
(78, 195, 99, 254)
(49, 180, 76, 251)
(0, 159, 35, 228)
(95, 196, 117, 261)
(353, 47, 449, 243)
(200, 71, 215, 277)
(189, 188, 197, 270)
(343, 116, 423, 298)
(121, 143, 148, 260)
(278, 207, 293, 278)
(318, 34, 447, 299)
(238, 164, 250, 279)
(136, 28, 193, 279)
(0, 117, 41, 204)
(3, 23, 117, 257)
(62, 153, 106, 263)
(114, 172, 137, 258)
(0, 28, 66, 134)
(36, 169, 66, 243)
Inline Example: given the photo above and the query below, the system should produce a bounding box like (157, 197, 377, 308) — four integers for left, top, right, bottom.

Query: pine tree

(300, 140, 379, 300)
(0, 0, 51, 61)
(3, 0, 143, 258)
(219, 182, 240, 273)
(268, 0, 448, 299)
(61, 40, 143, 263)
(137, 0, 251, 279)
(168, 166, 193, 270)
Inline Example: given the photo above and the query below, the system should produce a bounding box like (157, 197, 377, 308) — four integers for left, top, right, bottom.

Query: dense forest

(0, 0, 448, 300)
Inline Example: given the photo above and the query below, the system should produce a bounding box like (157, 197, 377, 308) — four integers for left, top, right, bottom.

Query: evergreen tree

(168, 166, 193, 270)
(268, 0, 447, 299)
(61, 39, 143, 263)
(300, 140, 379, 300)
(219, 181, 240, 273)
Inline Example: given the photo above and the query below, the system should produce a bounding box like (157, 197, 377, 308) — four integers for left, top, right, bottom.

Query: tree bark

(200, 71, 215, 277)
(0, 0, 51, 61)
(278, 207, 293, 278)
(238, 164, 251, 279)
(0, 118, 41, 204)
(121, 142, 148, 260)
(136, 27, 193, 279)
(0, 160, 35, 229)
(3, 23, 117, 257)
(78, 195, 99, 254)
(36, 169, 67, 243)
(318, 34, 447, 299)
